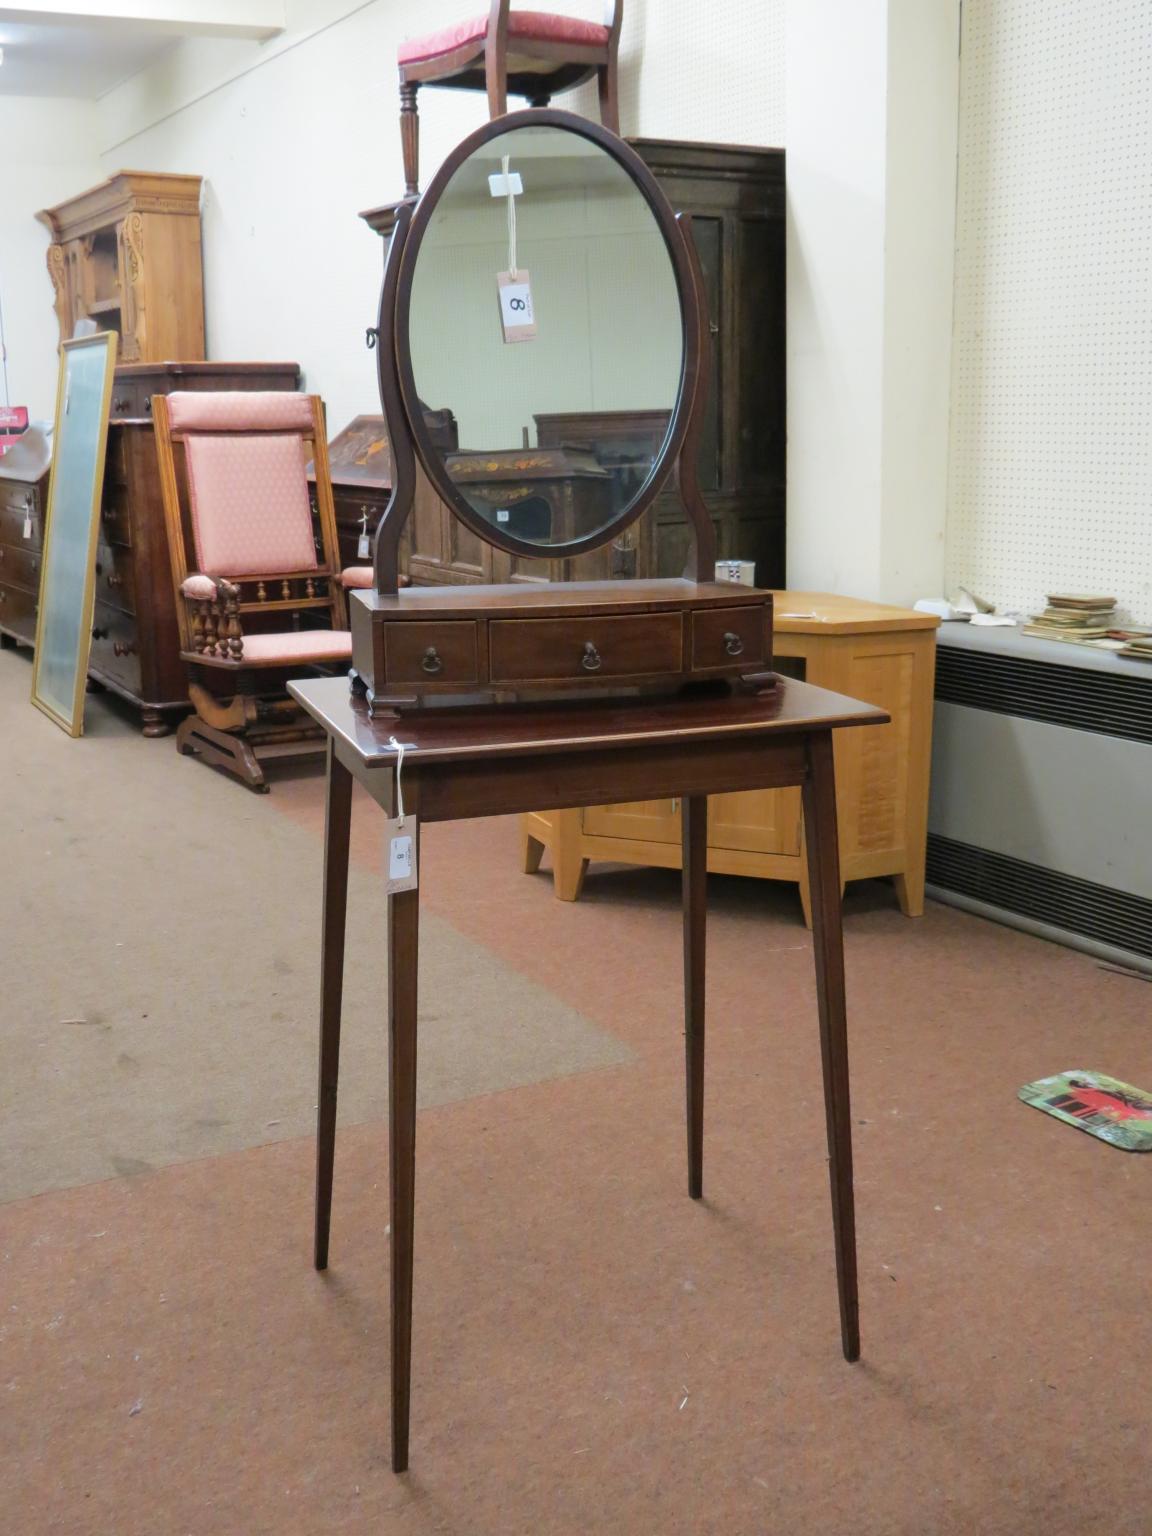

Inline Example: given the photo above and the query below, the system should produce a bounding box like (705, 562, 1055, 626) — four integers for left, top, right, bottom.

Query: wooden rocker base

(176, 715, 326, 793)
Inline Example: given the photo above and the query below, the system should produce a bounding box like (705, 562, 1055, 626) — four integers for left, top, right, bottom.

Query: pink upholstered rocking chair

(153, 391, 362, 791)
(397, 0, 623, 196)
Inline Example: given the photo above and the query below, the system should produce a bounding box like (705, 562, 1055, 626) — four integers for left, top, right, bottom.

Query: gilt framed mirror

(352, 109, 772, 713)
(31, 332, 118, 735)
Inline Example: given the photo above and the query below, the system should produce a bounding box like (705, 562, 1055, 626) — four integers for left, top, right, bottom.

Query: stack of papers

(1022, 593, 1118, 646)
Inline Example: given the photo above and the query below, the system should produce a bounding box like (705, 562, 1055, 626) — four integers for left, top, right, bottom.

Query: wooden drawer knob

(421, 646, 443, 675)
(723, 630, 744, 657)
(581, 641, 602, 672)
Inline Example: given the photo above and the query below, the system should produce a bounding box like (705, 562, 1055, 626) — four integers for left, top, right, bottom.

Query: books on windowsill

(1024, 593, 1118, 646)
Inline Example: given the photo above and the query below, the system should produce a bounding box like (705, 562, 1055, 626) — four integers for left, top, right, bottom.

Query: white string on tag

(388, 735, 406, 827)
(503, 153, 518, 279)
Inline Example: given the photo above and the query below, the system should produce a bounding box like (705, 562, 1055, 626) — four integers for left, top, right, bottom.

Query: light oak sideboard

(522, 592, 940, 922)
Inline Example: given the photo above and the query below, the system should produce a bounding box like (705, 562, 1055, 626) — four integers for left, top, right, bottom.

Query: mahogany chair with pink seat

(397, 0, 623, 196)
(153, 390, 362, 792)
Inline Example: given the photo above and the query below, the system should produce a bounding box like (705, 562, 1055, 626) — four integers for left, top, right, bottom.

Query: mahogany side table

(288, 674, 889, 1472)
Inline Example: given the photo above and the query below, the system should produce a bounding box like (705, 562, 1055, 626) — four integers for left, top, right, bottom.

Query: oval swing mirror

(396, 112, 693, 560)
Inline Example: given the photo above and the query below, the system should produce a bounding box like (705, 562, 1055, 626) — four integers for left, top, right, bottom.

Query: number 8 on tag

(384, 817, 418, 893)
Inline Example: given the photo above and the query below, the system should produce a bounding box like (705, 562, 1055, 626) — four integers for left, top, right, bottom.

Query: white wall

(91, 0, 785, 430)
(0, 96, 102, 421)
(945, 0, 1152, 623)
(785, 0, 960, 605)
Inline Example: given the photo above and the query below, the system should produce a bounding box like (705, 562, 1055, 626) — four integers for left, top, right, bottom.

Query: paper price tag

(23, 513, 32, 539)
(357, 532, 370, 559)
(383, 816, 418, 893)
(496, 270, 536, 344)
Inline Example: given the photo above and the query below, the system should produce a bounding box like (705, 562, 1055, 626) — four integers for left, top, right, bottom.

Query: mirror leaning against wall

(31, 332, 118, 736)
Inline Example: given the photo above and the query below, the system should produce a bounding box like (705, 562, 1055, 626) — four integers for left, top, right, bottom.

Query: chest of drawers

(0, 468, 49, 649)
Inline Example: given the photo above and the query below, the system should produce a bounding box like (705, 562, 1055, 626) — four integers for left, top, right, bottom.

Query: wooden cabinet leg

(388, 781, 421, 1475)
(551, 808, 588, 901)
(801, 731, 860, 1364)
(522, 823, 545, 874)
(314, 742, 353, 1271)
(141, 706, 171, 738)
(893, 869, 925, 917)
(682, 794, 707, 1199)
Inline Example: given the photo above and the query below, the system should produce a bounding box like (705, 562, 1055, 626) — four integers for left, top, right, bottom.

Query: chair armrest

(182, 576, 244, 660)
(340, 566, 411, 590)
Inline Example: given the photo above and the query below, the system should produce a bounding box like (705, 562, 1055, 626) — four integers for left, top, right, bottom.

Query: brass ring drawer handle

(723, 631, 744, 657)
(113, 640, 138, 658)
(421, 646, 443, 675)
(581, 641, 602, 672)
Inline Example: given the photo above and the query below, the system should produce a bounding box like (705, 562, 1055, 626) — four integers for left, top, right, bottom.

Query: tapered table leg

(388, 783, 421, 1475)
(801, 731, 860, 1362)
(314, 741, 353, 1271)
(682, 794, 707, 1200)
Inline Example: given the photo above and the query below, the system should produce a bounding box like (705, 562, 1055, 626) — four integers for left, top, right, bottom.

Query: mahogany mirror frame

(372, 107, 714, 596)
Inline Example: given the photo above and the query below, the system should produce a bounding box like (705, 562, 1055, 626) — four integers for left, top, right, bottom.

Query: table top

(288, 676, 888, 769)
(769, 591, 941, 635)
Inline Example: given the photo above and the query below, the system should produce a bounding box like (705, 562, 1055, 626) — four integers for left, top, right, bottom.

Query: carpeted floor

(3, 649, 1151, 1534)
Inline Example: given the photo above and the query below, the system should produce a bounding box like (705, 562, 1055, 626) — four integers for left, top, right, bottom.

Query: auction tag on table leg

(383, 817, 418, 893)
(496, 270, 536, 343)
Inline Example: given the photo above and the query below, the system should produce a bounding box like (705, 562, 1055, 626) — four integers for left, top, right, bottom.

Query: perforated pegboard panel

(946, 0, 1152, 623)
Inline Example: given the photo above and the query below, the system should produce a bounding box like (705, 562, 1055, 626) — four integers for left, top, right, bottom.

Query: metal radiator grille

(927, 834, 1152, 962)
(935, 647, 1152, 745)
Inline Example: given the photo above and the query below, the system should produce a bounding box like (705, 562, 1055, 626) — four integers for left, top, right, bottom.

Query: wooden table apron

(288, 675, 887, 1473)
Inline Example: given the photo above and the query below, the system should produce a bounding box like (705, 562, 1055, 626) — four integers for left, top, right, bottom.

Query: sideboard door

(708, 788, 802, 859)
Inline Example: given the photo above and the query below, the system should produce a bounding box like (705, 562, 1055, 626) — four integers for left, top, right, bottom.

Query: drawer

(384, 621, 479, 686)
(0, 484, 41, 547)
(98, 484, 132, 549)
(89, 600, 142, 693)
(109, 381, 145, 419)
(0, 582, 37, 644)
(0, 542, 42, 593)
(690, 604, 768, 671)
(489, 612, 683, 683)
(94, 543, 136, 614)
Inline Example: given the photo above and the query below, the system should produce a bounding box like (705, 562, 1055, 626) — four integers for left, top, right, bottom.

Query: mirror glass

(406, 123, 683, 550)
(31, 334, 116, 734)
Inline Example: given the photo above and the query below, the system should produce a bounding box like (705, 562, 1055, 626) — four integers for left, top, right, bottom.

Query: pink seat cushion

(167, 391, 314, 434)
(240, 630, 352, 665)
(185, 433, 319, 578)
(398, 10, 609, 65)
(340, 566, 374, 589)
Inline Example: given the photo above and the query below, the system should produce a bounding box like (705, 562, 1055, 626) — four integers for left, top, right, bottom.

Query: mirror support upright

(373, 203, 416, 599)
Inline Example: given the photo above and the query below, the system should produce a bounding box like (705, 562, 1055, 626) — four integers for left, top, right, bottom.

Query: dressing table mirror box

(351, 110, 774, 710)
